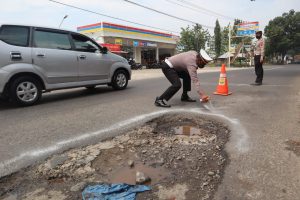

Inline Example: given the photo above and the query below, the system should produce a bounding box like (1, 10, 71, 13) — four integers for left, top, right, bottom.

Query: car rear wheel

(111, 70, 128, 90)
(9, 76, 42, 106)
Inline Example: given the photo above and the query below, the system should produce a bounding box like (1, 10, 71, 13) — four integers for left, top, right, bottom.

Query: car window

(0, 26, 29, 47)
(34, 30, 71, 50)
(71, 34, 99, 52)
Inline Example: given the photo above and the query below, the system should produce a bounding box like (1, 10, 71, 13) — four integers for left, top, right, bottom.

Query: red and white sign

(100, 43, 121, 51)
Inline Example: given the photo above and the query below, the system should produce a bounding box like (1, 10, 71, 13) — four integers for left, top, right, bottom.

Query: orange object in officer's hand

(200, 96, 210, 103)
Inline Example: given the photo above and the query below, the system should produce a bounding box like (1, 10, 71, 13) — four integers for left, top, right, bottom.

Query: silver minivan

(0, 24, 131, 106)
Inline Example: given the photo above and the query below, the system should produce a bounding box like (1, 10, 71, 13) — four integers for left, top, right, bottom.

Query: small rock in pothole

(136, 171, 151, 184)
(128, 160, 134, 168)
(208, 171, 215, 176)
(203, 182, 209, 186)
(142, 150, 147, 154)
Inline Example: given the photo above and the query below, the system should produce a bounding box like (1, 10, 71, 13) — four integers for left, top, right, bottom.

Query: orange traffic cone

(214, 64, 232, 96)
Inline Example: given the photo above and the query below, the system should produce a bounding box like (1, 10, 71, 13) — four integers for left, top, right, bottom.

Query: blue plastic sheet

(82, 183, 151, 200)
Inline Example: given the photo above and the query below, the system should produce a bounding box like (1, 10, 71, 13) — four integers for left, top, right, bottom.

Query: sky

(0, 0, 299, 36)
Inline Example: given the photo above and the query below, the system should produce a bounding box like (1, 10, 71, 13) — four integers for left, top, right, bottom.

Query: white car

(0, 24, 131, 106)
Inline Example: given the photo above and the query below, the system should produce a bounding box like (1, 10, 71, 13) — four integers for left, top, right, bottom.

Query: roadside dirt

(0, 114, 230, 200)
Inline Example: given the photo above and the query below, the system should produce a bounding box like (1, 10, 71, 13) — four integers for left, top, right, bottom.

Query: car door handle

(78, 55, 86, 60)
(36, 53, 46, 57)
(10, 52, 22, 60)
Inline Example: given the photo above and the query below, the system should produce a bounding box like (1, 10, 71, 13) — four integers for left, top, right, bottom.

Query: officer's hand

(200, 95, 210, 103)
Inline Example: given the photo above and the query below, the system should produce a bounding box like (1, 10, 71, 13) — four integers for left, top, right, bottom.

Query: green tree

(221, 24, 229, 55)
(178, 24, 210, 52)
(214, 19, 222, 57)
(264, 9, 300, 61)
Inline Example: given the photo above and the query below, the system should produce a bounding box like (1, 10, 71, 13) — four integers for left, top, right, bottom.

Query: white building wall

(134, 47, 142, 63)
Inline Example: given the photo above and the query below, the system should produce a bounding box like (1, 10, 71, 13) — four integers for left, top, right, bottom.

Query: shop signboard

(133, 41, 157, 47)
(101, 43, 121, 51)
(139, 42, 147, 47)
(115, 38, 123, 45)
(147, 43, 157, 47)
(237, 22, 259, 36)
(133, 41, 139, 47)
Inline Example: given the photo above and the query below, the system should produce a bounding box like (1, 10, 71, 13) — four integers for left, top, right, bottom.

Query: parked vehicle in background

(127, 58, 143, 70)
(0, 24, 131, 106)
(146, 59, 161, 69)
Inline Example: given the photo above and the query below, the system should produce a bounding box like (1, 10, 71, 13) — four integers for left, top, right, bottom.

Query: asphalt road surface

(0, 64, 299, 199)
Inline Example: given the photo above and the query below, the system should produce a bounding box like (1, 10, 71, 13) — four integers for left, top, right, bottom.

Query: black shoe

(181, 96, 196, 102)
(155, 97, 171, 108)
(250, 82, 262, 86)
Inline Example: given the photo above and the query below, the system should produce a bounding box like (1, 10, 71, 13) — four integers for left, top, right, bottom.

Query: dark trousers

(159, 62, 191, 101)
(254, 55, 264, 83)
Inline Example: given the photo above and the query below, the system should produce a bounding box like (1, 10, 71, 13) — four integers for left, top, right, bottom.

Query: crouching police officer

(155, 49, 213, 108)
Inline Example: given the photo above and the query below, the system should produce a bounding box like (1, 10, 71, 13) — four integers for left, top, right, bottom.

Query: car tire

(9, 76, 42, 106)
(111, 70, 128, 90)
(0, 87, 9, 102)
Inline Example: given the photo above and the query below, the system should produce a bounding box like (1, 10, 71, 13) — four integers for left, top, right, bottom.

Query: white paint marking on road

(203, 104, 211, 110)
(201, 101, 216, 112)
(187, 108, 249, 153)
(0, 108, 249, 178)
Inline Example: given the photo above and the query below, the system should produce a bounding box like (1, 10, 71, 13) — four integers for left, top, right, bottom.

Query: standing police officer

(155, 49, 212, 108)
(252, 31, 265, 85)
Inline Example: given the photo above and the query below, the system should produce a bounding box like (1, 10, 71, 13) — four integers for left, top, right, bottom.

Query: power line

(48, 0, 180, 34)
(165, 0, 209, 15)
(165, 0, 231, 20)
(123, 0, 214, 29)
(176, 0, 235, 20)
(175, 0, 235, 20)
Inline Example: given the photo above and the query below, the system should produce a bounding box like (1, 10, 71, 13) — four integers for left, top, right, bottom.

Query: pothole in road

(0, 114, 230, 200)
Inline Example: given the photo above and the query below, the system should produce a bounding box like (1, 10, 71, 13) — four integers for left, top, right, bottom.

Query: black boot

(181, 94, 196, 102)
(155, 97, 171, 108)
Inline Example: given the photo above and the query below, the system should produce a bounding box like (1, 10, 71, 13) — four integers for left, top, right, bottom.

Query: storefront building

(77, 22, 178, 66)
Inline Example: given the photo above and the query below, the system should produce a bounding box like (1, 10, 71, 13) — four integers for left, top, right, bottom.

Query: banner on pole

(237, 22, 259, 36)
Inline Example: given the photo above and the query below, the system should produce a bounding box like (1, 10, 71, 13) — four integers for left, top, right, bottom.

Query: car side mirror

(101, 47, 108, 54)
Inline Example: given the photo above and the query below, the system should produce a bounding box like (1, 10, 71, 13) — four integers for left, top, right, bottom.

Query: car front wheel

(9, 76, 42, 106)
(111, 70, 128, 90)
